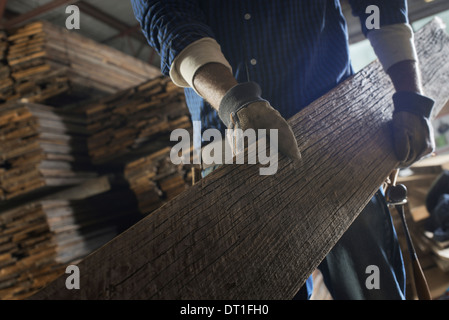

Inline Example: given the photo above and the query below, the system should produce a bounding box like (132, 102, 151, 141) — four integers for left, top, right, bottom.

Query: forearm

(192, 63, 238, 111)
(367, 22, 421, 94)
(366, 21, 434, 167)
(387, 60, 423, 94)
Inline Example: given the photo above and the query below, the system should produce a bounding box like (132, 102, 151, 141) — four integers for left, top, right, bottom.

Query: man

(131, 0, 435, 299)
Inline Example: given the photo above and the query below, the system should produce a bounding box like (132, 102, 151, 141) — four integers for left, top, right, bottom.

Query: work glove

(218, 82, 301, 162)
(392, 91, 435, 168)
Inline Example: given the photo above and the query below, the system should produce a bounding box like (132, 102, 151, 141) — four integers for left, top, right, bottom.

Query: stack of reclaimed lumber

(0, 20, 196, 299)
(83, 75, 194, 215)
(84, 75, 191, 165)
(0, 31, 13, 102)
(0, 102, 97, 202)
(0, 74, 194, 299)
(0, 190, 140, 300)
(6, 21, 160, 106)
(123, 147, 192, 215)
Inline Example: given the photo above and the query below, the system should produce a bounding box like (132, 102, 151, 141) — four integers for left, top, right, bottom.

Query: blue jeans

(317, 190, 405, 300)
(202, 166, 406, 300)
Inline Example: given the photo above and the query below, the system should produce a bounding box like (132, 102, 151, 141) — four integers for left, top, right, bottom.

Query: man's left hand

(392, 91, 435, 168)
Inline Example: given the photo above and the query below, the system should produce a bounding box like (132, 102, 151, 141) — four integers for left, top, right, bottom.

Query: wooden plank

(30, 19, 449, 300)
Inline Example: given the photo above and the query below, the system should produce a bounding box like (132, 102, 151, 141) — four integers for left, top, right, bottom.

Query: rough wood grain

(30, 19, 449, 300)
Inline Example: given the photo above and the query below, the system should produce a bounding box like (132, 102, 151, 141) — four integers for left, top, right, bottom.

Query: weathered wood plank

(30, 19, 449, 300)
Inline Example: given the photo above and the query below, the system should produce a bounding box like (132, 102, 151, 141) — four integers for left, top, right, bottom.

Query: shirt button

(244, 13, 251, 20)
(250, 58, 257, 65)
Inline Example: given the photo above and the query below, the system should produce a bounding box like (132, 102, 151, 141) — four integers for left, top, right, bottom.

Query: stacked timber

(0, 76, 195, 296)
(0, 31, 13, 102)
(85, 75, 191, 165)
(83, 75, 194, 215)
(123, 147, 192, 215)
(0, 191, 140, 300)
(6, 21, 160, 106)
(0, 21, 195, 299)
(0, 102, 97, 202)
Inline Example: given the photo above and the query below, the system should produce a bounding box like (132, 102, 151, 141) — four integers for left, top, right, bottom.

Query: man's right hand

(219, 82, 301, 162)
(190, 63, 300, 163)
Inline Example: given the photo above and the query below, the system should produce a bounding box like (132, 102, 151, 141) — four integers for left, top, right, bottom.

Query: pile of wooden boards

(0, 102, 97, 202)
(123, 147, 192, 215)
(84, 75, 191, 165)
(0, 78, 194, 298)
(82, 75, 194, 215)
(0, 31, 13, 102)
(5, 21, 160, 106)
(0, 20, 196, 299)
(0, 75, 195, 298)
(0, 191, 140, 300)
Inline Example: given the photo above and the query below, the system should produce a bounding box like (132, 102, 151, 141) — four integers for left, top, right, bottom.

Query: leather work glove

(392, 91, 435, 168)
(218, 82, 301, 162)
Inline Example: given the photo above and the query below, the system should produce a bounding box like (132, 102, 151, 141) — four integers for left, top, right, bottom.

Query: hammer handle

(396, 204, 432, 300)
(412, 259, 432, 300)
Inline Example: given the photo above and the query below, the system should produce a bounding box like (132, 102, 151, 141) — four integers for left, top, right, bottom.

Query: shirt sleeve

(367, 23, 418, 71)
(131, 0, 216, 75)
(348, 0, 408, 36)
(169, 37, 232, 93)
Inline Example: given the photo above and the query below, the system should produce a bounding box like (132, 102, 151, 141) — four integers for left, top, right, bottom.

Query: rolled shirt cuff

(367, 23, 418, 71)
(169, 37, 233, 95)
